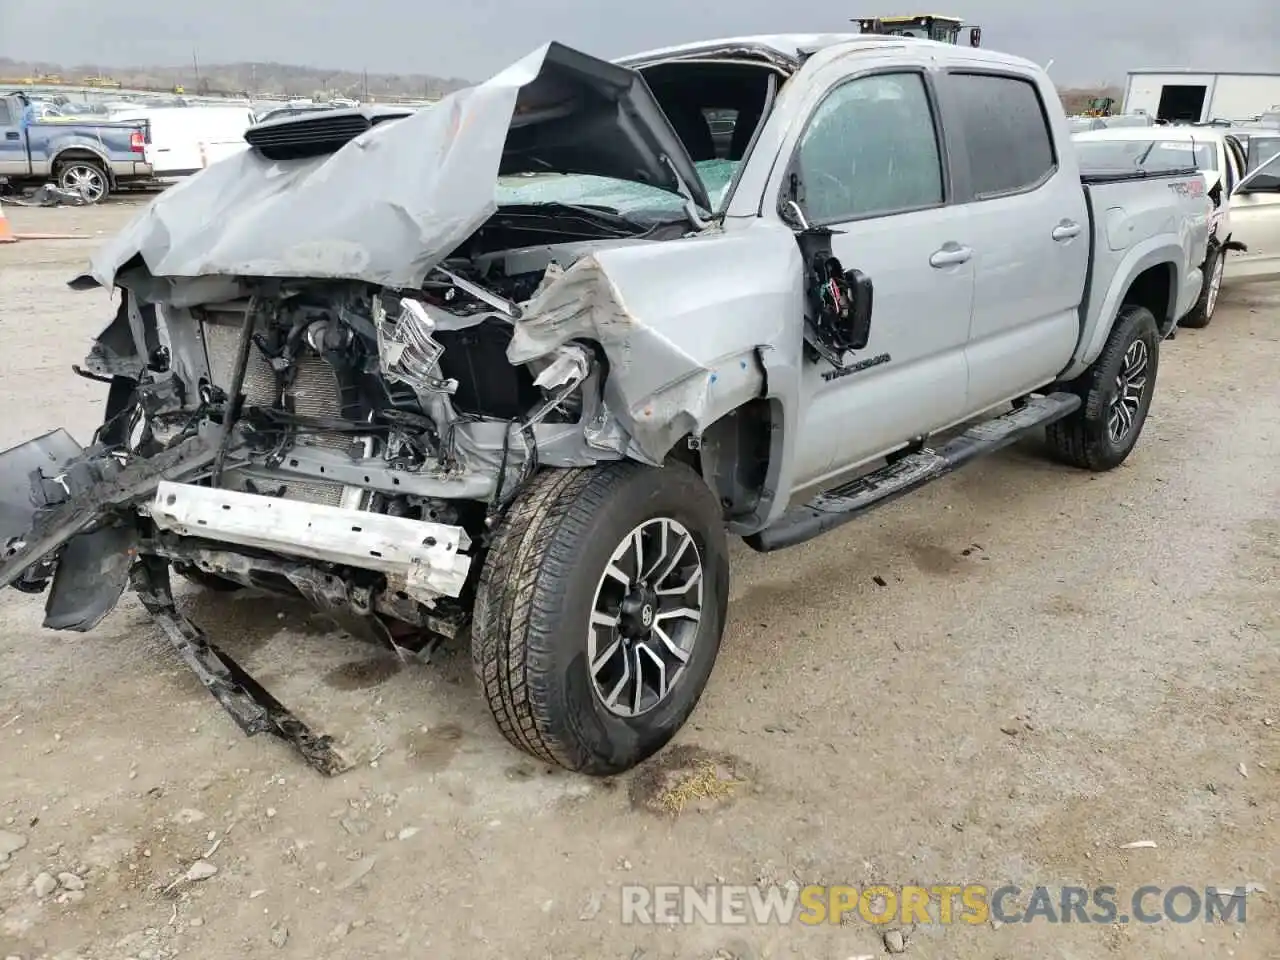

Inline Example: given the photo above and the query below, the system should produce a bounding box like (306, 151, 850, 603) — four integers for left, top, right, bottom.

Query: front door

(784, 69, 974, 492)
(0, 99, 29, 177)
(1230, 134, 1280, 282)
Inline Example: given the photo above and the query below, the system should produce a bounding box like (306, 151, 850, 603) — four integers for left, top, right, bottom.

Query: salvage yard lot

(0, 200, 1277, 960)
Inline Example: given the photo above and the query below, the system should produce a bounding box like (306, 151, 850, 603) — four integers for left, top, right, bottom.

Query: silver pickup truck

(0, 36, 1210, 777)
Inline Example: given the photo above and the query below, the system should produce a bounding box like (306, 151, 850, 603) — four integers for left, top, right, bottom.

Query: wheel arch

(52, 146, 113, 175)
(1075, 245, 1183, 375)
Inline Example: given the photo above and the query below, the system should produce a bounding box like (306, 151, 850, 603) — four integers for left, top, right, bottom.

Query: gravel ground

(0, 200, 1276, 960)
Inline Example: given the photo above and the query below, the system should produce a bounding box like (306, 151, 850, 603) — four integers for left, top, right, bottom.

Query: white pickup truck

(0, 35, 1212, 777)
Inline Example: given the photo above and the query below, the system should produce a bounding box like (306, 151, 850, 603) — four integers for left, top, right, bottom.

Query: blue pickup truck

(0, 93, 153, 203)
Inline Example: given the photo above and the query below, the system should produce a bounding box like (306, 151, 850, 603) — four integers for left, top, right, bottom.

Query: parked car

(1229, 131, 1280, 283)
(0, 93, 153, 202)
(1074, 125, 1280, 324)
(0, 36, 1211, 778)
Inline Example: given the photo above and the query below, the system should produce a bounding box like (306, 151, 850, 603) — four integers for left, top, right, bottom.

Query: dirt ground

(0, 200, 1276, 960)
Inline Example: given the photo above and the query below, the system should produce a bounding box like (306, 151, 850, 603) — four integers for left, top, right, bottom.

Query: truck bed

(1076, 166, 1210, 360)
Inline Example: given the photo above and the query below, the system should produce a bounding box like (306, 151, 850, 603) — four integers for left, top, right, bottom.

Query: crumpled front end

(1, 37, 813, 776)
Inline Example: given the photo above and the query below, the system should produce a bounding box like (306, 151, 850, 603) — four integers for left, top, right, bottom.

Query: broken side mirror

(796, 230, 875, 368)
(844, 268, 874, 350)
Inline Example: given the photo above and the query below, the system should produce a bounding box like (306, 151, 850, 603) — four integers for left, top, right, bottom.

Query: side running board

(744, 392, 1082, 553)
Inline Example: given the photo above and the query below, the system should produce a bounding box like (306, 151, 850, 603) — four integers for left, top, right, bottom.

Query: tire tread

(1045, 304, 1158, 472)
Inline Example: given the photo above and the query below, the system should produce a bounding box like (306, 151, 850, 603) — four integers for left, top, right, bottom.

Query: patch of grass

(656, 759, 741, 815)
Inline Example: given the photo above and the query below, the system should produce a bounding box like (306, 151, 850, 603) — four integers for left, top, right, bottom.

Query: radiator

(200, 313, 353, 507)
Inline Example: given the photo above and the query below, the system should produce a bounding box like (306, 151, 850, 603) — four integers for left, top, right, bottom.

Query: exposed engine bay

(0, 39, 793, 776)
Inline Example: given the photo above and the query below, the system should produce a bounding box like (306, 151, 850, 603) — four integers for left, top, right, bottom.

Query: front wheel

(57, 161, 110, 204)
(1179, 247, 1225, 329)
(471, 462, 730, 775)
(1045, 304, 1159, 472)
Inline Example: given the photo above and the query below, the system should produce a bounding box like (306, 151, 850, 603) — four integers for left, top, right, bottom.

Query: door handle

(4, 132, 19, 141)
(929, 244, 972, 267)
(1052, 221, 1082, 241)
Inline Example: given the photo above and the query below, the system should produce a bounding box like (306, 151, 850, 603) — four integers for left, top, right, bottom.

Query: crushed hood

(74, 42, 709, 292)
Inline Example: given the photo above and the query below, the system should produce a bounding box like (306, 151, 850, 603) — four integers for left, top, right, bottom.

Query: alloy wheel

(587, 517, 704, 718)
(1108, 339, 1149, 444)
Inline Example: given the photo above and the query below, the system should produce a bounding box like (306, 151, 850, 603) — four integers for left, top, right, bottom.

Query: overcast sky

(2, 0, 1276, 87)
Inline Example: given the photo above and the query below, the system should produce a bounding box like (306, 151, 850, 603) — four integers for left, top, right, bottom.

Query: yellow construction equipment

(1082, 97, 1116, 118)
(853, 14, 982, 46)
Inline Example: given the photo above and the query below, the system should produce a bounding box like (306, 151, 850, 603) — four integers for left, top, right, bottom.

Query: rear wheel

(1179, 247, 1224, 329)
(57, 160, 110, 204)
(472, 462, 730, 775)
(1045, 304, 1159, 471)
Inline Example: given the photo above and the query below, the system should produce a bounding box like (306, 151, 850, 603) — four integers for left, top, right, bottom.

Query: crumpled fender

(506, 221, 806, 464)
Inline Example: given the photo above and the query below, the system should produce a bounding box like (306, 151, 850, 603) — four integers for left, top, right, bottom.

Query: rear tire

(472, 462, 729, 775)
(1179, 247, 1224, 329)
(56, 160, 110, 204)
(1045, 304, 1159, 472)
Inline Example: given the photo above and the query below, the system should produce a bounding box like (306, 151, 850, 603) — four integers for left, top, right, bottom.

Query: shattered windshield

(495, 158, 740, 219)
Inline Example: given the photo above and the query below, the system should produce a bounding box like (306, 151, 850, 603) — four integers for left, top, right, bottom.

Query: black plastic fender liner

(43, 524, 137, 631)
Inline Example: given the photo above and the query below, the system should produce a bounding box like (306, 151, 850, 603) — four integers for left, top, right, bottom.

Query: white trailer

(105, 105, 256, 180)
(1123, 71, 1280, 124)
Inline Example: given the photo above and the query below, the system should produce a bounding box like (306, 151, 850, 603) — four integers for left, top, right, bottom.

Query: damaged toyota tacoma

(0, 36, 1210, 777)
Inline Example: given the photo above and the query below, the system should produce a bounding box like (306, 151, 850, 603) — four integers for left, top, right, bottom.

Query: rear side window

(948, 73, 1057, 198)
(1246, 136, 1280, 190)
(0, 101, 12, 126)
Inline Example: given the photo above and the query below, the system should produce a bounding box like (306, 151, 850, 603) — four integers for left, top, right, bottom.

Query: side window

(948, 73, 1057, 198)
(0, 101, 12, 127)
(1245, 137, 1280, 191)
(793, 72, 943, 223)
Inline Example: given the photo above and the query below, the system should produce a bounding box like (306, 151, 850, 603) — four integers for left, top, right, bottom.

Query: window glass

(0, 101, 12, 127)
(1073, 138, 1205, 176)
(1245, 136, 1280, 190)
(794, 72, 943, 223)
(950, 73, 1056, 197)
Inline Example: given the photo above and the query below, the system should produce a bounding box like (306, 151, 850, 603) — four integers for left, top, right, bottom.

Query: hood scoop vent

(245, 107, 416, 161)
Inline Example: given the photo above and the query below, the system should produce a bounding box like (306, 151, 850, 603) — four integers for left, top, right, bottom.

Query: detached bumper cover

(149, 481, 472, 601)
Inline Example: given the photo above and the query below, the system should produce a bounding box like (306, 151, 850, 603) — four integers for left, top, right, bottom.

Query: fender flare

(49, 143, 116, 184)
(1067, 239, 1184, 379)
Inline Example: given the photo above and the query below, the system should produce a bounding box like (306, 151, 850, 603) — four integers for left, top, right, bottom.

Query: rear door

(781, 66, 974, 489)
(0, 98, 29, 176)
(937, 69, 1090, 412)
(1229, 134, 1280, 281)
